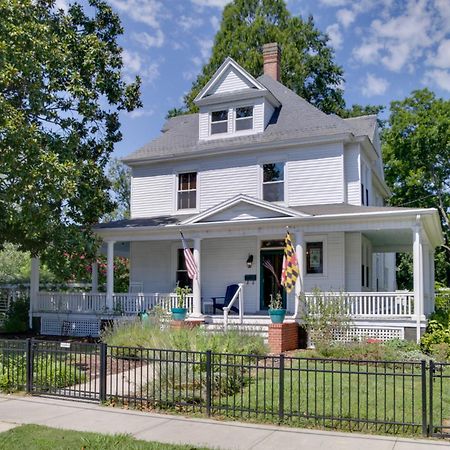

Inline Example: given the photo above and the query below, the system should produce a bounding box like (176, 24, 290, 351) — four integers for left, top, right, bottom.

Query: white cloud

(122, 50, 160, 84)
(210, 16, 220, 31)
(319, 0, 349, 6)
(178, 15, 204, 31)
(198, 39, 213, 61)
(191, 0, 230, 7)
(326, 24, 343, 50)
(428, 40, 450, 69)
(54, 0, 68, 11)
(109, 0, 166, 28)
(352, 0, 447, 73)
(132, 30, 164, 49)
(336, 9, 355, 28)
(361, 73, 389, 97)
(423, 69, 450, 92)
(128, 109, 155, 119)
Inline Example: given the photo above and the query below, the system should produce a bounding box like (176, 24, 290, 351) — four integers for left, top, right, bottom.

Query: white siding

(344, 144, 361, 205)
(304, 232, 345, 292)
(130, 241, 173, 293)
(345, 232, 361, 291)
(209, 66, 253, 95)
(202, 237, 258, 313)
(131, 165, 174, 218)
(288, 144, 344, 205)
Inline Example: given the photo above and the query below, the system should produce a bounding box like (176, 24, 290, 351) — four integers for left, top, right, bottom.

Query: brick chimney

(263, 43, 281, 81)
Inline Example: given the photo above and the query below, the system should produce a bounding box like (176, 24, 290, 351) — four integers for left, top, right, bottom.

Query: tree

(180, 0, 345, 115)
(383, 89, 450, 285)
(0, 0, 141, 272)
(104, 158, 131, 222)
(340, 104, 386, 128)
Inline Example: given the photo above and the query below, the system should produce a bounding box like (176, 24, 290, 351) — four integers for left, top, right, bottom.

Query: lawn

(0, 424, 209, 449)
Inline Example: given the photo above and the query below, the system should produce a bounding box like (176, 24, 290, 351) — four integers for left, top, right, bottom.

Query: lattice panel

(41, 317, 100, 337)
(333, 326, 404, 342)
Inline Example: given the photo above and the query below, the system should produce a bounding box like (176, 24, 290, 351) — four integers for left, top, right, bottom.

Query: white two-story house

(32, 43, 443, 342)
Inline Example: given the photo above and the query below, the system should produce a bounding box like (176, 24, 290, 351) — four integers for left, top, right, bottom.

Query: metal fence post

(429, 360, 434, 437)
(99, 342, 107, 403)
(278, 354, 285, 423)
(421, 360, 427, 436)
(205, 350, 212, 417)
(26, 338, 33, 394)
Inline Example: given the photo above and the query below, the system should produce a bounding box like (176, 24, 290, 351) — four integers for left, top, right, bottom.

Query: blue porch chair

(211, 284, 239, 314)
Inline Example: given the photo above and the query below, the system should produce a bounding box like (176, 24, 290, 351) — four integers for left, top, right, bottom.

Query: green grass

(0, 424, 209, 449)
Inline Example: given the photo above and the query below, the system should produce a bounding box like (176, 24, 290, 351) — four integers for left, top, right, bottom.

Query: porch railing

(303, 291, 415, 318)
(36, 292, 194, 315)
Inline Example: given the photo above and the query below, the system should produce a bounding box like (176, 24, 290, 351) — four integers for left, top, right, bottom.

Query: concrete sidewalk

(0, 395, 448, 449)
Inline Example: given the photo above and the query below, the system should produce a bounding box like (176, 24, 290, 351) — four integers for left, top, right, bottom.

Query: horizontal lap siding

(344, 144, 361, 205)
(304, 232, 345, 292)
(288, 144, 344, 205)
(210, 67, 253, 95)
(131, 165, 173, 218)
(202, 237, 258, 313)
(130, 241, 173, 292)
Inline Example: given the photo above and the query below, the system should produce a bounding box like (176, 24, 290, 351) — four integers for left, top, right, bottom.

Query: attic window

(235, 106, 253, 131)
(211, 110, 228, 135)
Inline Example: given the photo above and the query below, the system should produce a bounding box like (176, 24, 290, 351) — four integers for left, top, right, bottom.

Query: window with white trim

(210, 110, 228, 135)
(235, 106, 253, 131)
(262, 163, 284, 202)
(177, 172, 197, 210)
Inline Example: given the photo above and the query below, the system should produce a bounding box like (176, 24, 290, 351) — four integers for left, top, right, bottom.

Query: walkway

(0, 395, 448, 449)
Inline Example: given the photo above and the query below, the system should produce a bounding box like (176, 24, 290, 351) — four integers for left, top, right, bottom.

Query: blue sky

(58, 0, 450, 158)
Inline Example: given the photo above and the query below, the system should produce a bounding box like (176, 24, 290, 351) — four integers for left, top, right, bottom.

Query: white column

(191, 237, 202, 318)
(30, 257, 40, 329)
(413, 224, 424, 343)
(430, 248, 435, 313)
(91, 261, 98, 293)
(294, 229, 305, 318)
(106, 241, 115, 310)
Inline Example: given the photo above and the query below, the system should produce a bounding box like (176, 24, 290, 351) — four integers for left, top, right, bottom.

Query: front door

(260, 250, 286, 310)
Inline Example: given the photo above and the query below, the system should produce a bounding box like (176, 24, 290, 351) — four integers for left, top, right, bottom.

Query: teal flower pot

(171, 307, 188, 321)
(269, 308, 286, 324)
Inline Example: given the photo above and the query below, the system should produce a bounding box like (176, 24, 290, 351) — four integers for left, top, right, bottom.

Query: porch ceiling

(363, 229, 412, 251)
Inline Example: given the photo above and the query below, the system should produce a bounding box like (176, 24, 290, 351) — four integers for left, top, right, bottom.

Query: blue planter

(269, 308, 286, 324)
(171, 307, 188, 321)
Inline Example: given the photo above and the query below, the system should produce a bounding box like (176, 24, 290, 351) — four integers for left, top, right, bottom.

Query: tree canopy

(0, 0, 141, 268)
(383, 89, 450, 284)
(181, 0, 345, 115)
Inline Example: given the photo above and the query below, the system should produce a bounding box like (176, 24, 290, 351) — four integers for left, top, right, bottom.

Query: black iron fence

(0, 339, 448, 439)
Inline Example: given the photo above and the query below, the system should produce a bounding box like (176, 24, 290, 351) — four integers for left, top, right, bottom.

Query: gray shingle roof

(94, 215, 187, 229)
(123, 75, 377, 164)
(343, 115, 377, 143)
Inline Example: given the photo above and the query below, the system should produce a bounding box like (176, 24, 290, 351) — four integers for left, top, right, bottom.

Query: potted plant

(268, 292, 286, 323)
(171, 285, 191, 321)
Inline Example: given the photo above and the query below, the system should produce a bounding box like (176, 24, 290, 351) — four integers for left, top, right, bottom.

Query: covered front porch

(29, 196, 443, 341)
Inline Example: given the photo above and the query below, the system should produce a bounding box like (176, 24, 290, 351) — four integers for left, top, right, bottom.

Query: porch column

(91, 260, 98, 293)
(294, 229, 305, 318)
(413, 223, 424, 342)
(191, 237, 202, 318)
(106, 241, 115, 311)
(29, 257, 40, 330)
(430, 248, 436, 313)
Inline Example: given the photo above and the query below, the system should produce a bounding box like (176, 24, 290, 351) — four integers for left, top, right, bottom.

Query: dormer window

(235, 106, 253, 131)
(211, 110, 228, 135)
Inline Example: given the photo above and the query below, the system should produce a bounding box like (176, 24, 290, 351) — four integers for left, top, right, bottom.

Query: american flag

(180, 232, 198, 280)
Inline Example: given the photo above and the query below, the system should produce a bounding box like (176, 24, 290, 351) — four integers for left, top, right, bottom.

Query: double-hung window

(262, 163, 284, 202)
(177, 172, 197, 210)
(210, 110, 228, 135)
(235, 106, 253, 131)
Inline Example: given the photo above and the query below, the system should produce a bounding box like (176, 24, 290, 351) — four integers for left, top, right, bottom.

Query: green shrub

(2, 297, 29, 333)
(101, 319, 268, 356)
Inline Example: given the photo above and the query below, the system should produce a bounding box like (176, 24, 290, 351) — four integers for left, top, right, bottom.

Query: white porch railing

(36, 292, 194, 315)
(223, 283, 244, 331)
(303, 291, 415, 318)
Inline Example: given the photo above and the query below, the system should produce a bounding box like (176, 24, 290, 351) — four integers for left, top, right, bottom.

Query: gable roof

(343, 115, 378, 143)
(194, 57, 267, 103)
(123, 72, 378, 164)
(181, 194, 308, 225)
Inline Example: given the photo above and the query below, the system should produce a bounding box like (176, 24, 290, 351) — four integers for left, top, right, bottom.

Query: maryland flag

(281, 230, 299, 293)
